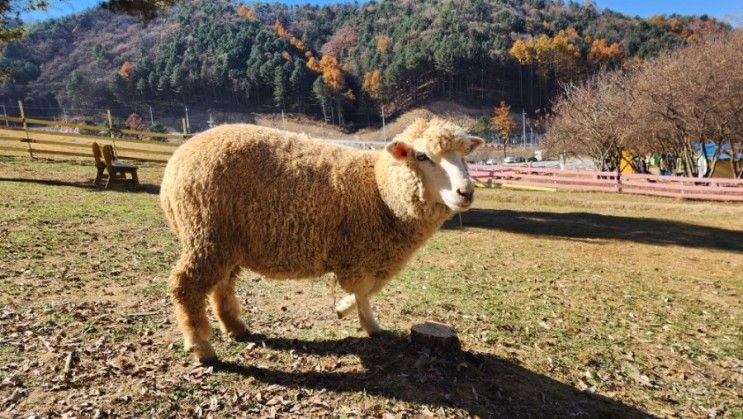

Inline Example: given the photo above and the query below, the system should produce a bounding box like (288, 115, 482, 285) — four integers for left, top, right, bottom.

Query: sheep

(160, 118, 484, 363)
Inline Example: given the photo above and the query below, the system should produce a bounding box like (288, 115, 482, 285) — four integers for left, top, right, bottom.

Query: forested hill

(0, 0, 729, 129)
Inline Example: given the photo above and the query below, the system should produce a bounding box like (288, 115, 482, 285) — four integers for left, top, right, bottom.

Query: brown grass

(0, 156, 740, 417)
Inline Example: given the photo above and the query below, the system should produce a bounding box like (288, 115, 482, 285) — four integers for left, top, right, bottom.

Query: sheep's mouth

(443, 198, 472, 212)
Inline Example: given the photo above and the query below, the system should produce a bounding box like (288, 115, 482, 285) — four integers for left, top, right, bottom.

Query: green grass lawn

(0, 156, 741, 417)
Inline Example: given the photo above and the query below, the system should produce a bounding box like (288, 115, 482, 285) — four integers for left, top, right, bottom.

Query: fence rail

(0, 107, 187, 163)
(2, 111, 742, 202)
(470, 165, 743, 202)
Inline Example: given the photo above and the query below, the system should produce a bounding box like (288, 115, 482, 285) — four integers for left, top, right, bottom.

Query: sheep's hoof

(187, 341, 217, 364)
(364, 322, 382, 337)
(335, 295, 357, 319)
(197, 355, 220, 366)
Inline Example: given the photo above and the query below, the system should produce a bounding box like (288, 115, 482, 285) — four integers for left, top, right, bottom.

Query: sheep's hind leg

(335, 294, 356, 319)
(209, 266, 249, 339)
(169, 253, 228, 364)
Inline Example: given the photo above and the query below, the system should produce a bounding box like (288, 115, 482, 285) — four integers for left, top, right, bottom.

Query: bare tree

(545, 71, 640, 172)
(546, 30, 743, 177)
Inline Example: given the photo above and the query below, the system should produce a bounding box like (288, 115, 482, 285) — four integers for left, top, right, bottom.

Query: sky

(20, 0, 743, 26)
(594, 0, 742, 25)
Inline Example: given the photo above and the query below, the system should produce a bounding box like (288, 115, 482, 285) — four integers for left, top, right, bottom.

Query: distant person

(696, 153, 708, 178)
(660, 155, 670, 176)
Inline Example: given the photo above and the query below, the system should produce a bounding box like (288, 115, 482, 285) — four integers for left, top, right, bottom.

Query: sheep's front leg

(355, 292, 381, 336)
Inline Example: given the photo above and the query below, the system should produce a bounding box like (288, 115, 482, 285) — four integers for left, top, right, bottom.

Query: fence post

(106, 109, 118, 154)
(18, 100, 33, 158)
(616, 168, 622, 193)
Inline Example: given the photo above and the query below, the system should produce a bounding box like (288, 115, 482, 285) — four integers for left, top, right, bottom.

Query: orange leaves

(491, 101, 517, 141)
(668, 18, 683, 33)
(509, 39, 533, 65)
(362, 69, 382, 100)
(648, 15, 703, 43)
(281, 51, 293, 62)
(376, 35, 392, 53)
(237, 4, 258, 22)
(273, 20, 290, 38)
(118, 62, 134, 81)
(273, 20, 305, 52)
(307, 55, 345, 92)
(290, 37, 305, 51)
(510, 30, 580, 78)
(306, 56, 321, 73)
(648, 15, 667, 27)
(588, 39, 623, 67)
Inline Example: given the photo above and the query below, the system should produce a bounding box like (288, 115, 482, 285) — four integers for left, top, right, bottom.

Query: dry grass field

(0, 156, 741, 417)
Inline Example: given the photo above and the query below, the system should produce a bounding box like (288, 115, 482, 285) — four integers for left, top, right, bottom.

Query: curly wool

(160, 122, 454, 295)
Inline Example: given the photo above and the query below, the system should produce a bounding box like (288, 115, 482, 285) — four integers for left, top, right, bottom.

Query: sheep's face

(385, 133, 484, 213)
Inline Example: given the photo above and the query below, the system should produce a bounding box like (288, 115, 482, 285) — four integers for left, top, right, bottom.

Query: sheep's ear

(466, 135, 485, 155)
(385, 141, 412, 161)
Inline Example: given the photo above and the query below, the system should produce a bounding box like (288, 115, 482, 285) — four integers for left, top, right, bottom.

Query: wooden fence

(0, 103, 189, 163)
(470, 165, 743, 202)
(1, 107, 741, 202)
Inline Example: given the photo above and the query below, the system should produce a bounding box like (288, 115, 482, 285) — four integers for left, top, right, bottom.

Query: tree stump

(410, 321, 460, 351)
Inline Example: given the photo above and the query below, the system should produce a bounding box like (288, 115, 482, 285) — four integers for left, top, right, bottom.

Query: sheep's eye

(415, 152, 430, 162)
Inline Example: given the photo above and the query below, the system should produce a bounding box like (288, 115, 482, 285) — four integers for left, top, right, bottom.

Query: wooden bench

(93, 142, 139, 189)
(92, 142, 107, 185)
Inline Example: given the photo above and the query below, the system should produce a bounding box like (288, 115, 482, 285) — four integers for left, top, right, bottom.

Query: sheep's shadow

(444, 208, 742, 252)
(213, 332, 648, 418)
(0, 177, 160, 195)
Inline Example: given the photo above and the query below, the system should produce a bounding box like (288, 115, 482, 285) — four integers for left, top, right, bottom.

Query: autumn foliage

(118, 62, 134, 81)
(546, 31, 743, 178)
(362, 69, 382, 100)
(273, 20, 305, 52)
(237, 4, 258, 22)
(376, 35, 392, 53)
(492, 102, 517, 142)
(510, 30, 581, 80)
(307, 54, 345, 92)
(588, 39, 622, 67)
(125, 112, 146, 132)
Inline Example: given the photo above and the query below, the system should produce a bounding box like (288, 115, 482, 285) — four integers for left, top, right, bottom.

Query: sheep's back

(161, 124, 378, 278)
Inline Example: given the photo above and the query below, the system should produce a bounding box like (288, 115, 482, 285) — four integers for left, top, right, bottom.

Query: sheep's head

(379, 118, 484, 217)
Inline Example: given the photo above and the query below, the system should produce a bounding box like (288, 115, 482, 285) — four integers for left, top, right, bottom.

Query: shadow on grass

(0, 177, 160, 195)
(213, 332, 648, 418)
(445, 208, 742, 252)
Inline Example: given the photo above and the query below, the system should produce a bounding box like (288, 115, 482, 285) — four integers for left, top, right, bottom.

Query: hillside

(0, 0, 729, 131)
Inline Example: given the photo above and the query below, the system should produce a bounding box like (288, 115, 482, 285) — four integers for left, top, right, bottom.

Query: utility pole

(281, 109, 286, 130)
(149, 105, 155, 126)
(2, 105, 7, 127)
(522, 109, 527, 146)
(381, 107, 387, 141)
(207, 112, 215, 129)
(62, 106, 68, 122)
(529, 126, 533, 147)
(184, 105, 190, 131)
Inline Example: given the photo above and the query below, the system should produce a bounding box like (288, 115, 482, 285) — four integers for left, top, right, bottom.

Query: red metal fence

(469, 165, 743, 202)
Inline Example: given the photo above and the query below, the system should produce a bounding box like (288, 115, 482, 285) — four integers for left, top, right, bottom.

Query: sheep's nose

(457, 187, 474, 202)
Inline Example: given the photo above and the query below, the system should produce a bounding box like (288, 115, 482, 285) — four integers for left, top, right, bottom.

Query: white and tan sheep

(160, 118, 483, 363)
